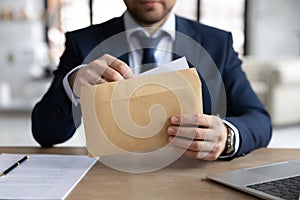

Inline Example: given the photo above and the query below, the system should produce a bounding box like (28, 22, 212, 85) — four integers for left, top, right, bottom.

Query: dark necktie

(132, 31, 162, 73)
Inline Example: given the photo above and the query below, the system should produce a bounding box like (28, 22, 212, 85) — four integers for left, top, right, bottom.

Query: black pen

(0, 155, 29, 177)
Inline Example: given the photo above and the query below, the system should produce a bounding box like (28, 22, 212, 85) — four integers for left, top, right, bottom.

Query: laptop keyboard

(247, 175, 300, 200)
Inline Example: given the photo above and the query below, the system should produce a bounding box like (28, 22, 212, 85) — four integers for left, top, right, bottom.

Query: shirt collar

(123, 10, 176, 41)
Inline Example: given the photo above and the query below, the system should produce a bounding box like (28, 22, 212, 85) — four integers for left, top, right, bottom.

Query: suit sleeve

(31, 32, 83, 147)
(222, 33, 272, 158)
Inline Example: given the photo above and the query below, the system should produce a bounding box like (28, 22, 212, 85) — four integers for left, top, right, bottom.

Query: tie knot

(131, 30, 164, 73)
(132, 31, 162, 49)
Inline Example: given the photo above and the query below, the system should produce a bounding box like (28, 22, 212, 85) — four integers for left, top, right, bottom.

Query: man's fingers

(99, 54, 134, 79)
(81, 54, 133, 83)
(167, 114, 228, 161)
(71, 54, 134, 98)
(168, 136, 196, 151)
(101, 66, 124, 82)
(170, 114, 211, 128)
(109, 58, 134, 79)
(169, 136, 222, 161)
(168, 136, 214, 152)
(96, 77, 108, 84)
(167, 126, 216, 141)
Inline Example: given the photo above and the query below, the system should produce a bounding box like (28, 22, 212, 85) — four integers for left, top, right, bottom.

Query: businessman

(32, 0, 272, 161)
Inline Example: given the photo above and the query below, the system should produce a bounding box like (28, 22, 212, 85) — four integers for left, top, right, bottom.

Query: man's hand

(68, 54, 134, 97)
(167, 114, 227, 161)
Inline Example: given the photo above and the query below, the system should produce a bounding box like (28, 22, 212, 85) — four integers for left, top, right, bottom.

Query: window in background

(174, 0, 198, 21)
(92, 0, 126, 24)
(60, 0, 90, 32)
(199, 0, 245, 55)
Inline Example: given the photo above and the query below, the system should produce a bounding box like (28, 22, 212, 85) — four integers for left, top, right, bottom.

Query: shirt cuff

(219, 120, 240, 159)
(62, 64, 87, 106)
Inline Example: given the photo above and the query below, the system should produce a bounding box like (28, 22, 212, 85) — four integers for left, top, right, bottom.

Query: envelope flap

(94, 68, 200, 102)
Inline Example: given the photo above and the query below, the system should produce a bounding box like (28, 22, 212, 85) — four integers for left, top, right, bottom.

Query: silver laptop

(206, 158, 300, 200)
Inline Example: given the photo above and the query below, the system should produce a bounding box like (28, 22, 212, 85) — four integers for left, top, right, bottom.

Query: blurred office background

(0, 0, 299, 147)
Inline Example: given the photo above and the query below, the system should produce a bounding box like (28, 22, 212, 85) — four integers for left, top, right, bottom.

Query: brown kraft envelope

(80, 68, 202, 157)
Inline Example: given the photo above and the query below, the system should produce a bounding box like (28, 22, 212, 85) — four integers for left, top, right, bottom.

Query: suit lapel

(173, 16, 202, 64)
(95, 15, 130, 65)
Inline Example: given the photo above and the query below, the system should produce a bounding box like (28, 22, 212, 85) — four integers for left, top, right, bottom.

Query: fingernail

(171, 116, 179, 123)
(118, 74, 124, 80)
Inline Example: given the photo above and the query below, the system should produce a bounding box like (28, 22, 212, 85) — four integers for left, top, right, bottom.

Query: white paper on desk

(0, 154, 97, 200)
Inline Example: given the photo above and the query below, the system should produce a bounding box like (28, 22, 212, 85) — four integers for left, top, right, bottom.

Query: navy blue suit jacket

(31, 15, 272, 158)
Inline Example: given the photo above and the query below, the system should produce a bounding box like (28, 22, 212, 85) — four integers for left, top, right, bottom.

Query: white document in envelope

(80, 57, 202, 156)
